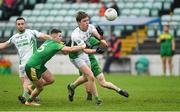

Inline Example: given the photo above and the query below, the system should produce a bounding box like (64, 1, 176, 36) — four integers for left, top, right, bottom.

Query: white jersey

(69, 24, 96, 67)
(7, 29, 42, 65)
(71, 24, 96, 47)
(69, 24, 96, 59)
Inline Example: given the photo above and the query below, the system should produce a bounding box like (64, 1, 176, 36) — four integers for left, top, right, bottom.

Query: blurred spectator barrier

(135, 56, 149, 74)
(0, 56, 12, 74)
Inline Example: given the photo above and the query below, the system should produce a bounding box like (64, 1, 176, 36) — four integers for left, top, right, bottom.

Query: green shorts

(79, 54, 102, 77)
(25, 64, 47, 81)
(160, 48, 173, 57)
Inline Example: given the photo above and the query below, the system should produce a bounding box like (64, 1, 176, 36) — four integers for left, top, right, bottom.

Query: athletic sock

(87, 91, 92, 95)
(70, 84, 76, 89)
(95, 96, 101, 101)
(22, 90, 29, 99)
(117, 88, 121, 92)
(27, 97, 33, 103)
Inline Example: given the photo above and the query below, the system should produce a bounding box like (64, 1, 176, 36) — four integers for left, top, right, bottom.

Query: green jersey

(26, 40, 64, 81)
(69, 36, 100, 59)
(159, 33, 174, 57)
(160, 33, 174, 50)
(27, 40, 64, 68)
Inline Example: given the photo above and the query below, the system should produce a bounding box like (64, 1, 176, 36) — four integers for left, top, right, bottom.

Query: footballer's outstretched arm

(62, 44, 86, 53)
(83, 48, 96, 54)
(0, 41, 10, 49)
(83, 47, 106, 54)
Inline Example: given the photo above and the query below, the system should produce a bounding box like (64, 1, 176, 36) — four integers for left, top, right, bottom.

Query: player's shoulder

(88, 24, 96, 31)
(72, 27, 80, 36)
(72, 27, 79, 32)
(89, 24, 95, 28)
(26, 29, 37, 33)
(10, 32, 20, 39)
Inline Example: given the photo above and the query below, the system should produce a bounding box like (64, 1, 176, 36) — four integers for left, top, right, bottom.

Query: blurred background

(0, 0, 180, 76)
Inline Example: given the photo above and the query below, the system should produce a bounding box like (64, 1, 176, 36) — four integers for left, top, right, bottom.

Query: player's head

(51, 29, 62, 39)
(76, 11, 89, 31)
(16, 17, 26, 33)
(163, 25, 169, 33)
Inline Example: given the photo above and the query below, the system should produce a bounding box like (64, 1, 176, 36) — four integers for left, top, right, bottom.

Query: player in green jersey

(80, 36, 129, 101)
(24, 29, 86, 106)
(156, 25, 175, 75)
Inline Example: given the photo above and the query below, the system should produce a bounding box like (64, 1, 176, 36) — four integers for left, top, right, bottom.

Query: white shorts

(19, 64, 27, 77)
(70, 53, 90, 69)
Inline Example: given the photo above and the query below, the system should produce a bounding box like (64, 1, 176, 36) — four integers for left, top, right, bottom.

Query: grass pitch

(0, 74, 180, 111)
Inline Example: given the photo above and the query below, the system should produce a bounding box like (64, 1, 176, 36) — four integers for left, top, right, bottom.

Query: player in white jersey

(0, 17, 62, 104)
(67, 11, 108, 105)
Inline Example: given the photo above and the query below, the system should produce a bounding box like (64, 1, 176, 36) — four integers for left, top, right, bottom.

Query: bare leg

(161, 57, 166, 75)
(27, 70, 54, 93)
(97, 73, 120, 91)
(167, 57, 173, 75)
(78, 65, 98, 98)
(25, 78, 44, 106)
(68, 65, 101, 104)
(25, 70, 54, 106)
(29, 79, 44, 99)
(20, 76, 30, 98)
(97, 73, 129, 97)
(84, 82, 92, 100)
(18, 76, 31, 104)
(72, 75, 88, 87)
(41, 70, 55, 86)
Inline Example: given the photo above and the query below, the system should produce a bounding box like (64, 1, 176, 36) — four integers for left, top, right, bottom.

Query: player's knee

(23, 82, 29, 89)
(99, 81, 107, 88)
(49, 79, 55, 84)
(88, 75, 95, 82)
(36, 85, 44, 91)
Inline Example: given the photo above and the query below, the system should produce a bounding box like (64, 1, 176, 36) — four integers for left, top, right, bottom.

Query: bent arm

(62, 44, 86, 53)
(92, 29, 108, 47)
(0, 41, 10, 49)
(83, 48, 96, 54)
(172, 39, 175, 51)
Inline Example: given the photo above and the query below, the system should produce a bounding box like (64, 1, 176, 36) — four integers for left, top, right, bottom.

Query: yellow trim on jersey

(30, 68, 38, 81)
(160, 33, 172, 40)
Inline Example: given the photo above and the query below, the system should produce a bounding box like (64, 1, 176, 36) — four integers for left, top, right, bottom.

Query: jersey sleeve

(89, 24, 96, 33)
(31, 30, 42, 38)
(57, 43, 65, 50)
(6, 36, 14, 45)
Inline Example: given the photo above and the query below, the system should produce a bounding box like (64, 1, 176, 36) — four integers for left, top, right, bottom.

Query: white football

(104, 8, 118, 21)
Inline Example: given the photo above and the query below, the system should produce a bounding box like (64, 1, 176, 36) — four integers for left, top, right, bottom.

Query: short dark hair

(16, 17, 25, 22)
(164, 24, 169, 28)
(50, 29, 62, 34)
(76, 11, 89, 22)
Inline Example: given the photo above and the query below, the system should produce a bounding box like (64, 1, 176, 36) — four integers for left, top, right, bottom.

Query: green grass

(0, 74, 180, 111)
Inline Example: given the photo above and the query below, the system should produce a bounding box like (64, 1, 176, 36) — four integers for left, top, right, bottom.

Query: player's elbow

(0, 43, 8, 49)
(81, 44, 86, 49)
(40, 33, 51, 40)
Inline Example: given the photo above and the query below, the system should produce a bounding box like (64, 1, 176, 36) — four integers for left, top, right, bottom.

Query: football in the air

(104, 8, 118, 21)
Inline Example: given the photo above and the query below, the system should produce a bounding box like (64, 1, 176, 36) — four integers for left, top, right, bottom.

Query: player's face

(78, 17, 89, 31)
(16, 20, 26, 32)
(163, 26, 169, 33)
(52, 32, 62, 39)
